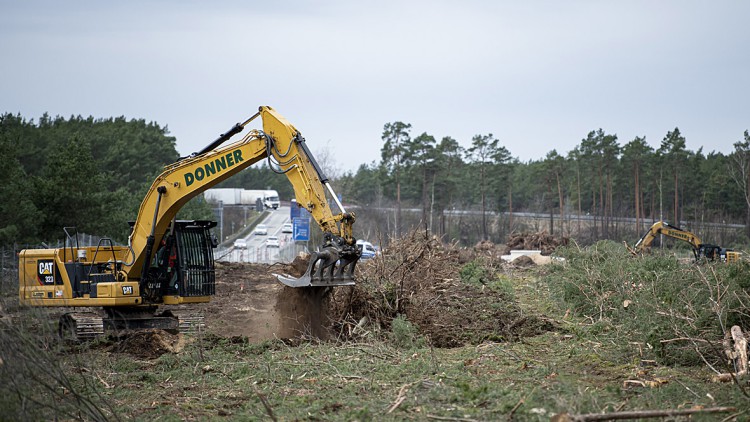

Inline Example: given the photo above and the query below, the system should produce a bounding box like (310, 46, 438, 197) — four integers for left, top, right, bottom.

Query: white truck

(203, 188, 243, 205)
(263, 190, 280, 209)
(204, 188, 280, 209)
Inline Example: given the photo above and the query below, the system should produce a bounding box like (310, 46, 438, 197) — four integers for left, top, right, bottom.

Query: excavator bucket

(274, 245, 359, 288)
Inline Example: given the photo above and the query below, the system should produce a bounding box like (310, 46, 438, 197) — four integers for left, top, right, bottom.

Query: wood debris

(329, 229, 558, 347)
(713, 325, 748, 382)
(506, 231, 568, 255)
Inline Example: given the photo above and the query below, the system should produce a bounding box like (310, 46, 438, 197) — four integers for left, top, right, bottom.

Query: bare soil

(103, 329, 186, 359)
(171, 257, 326, 342)
(159, 232, 563, 352)
(81, 231, 565, 359)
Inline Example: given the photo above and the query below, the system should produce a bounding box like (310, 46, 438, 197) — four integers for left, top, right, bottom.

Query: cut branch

(552, 406, 736, 421)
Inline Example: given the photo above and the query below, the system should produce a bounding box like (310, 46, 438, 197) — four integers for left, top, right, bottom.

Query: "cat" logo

(37, 260, 55, 285)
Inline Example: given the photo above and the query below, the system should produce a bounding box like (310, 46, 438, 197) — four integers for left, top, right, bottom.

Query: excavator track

(59, 312, 105, 342)
(176, 313, 206, 334)
(58, 310, 205, 342)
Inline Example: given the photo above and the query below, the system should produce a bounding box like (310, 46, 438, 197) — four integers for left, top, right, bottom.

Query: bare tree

(313, 141, 341, 181)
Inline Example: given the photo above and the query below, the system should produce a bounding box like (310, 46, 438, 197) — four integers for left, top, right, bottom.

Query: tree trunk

(422, 166, 429, 232)
(606, 172, 613, 239)
(673, 172, 679, 225)
(591, 184, 598, 238)
(396, 178, 401, 238)
(650, 187, 655, 222)
(556, 172, 564, 238)
(577, 165, 582, 235)
(549, 207, 554, 236)
(548, 181, 555, 236)
(640, 186, 646, 231)
(508, 185, 513, 235)
(634, 162, 640, 235)
(599, 164, 607, 238)
(429, 173, 435, 234)
(480, 165, 487, 240)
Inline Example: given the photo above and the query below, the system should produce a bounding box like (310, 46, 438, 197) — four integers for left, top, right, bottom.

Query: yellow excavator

(18, 106, 361, 340)
(627, 221, 741, 263)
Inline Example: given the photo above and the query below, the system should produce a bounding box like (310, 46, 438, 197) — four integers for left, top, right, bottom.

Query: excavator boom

(19, 106, 360, 314)
(18, 106, 361, 341)
(123, 106, 359, 290)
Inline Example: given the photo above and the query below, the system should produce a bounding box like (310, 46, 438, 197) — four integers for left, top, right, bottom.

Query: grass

(3, 243, 750, 420)
(59, 265, 750, 420)
(59, 329, 747, 421)
(546, 241, 750, 367)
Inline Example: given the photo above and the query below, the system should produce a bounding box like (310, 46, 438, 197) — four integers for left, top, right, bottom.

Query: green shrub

(459, 260, 487, 285)
(460, 260, 514, 299)
(389, 314, 426, 349)
(544, 240, 750, 366)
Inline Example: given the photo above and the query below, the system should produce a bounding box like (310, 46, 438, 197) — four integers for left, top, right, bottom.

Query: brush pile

(506, 231, 568, 255)
(329, 230, 555, 347)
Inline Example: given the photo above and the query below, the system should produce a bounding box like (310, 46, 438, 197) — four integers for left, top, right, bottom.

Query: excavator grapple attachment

(275, 245, 359, 288)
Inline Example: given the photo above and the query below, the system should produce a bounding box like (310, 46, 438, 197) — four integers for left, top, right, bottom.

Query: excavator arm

(627, 221, 740, 263)
(123, 106, 359, 288)
(16, 106, 358, 340)
(629, 221, 702, 255)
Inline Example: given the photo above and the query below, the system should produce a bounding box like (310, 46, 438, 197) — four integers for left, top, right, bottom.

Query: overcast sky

(2, 1, 748, 172)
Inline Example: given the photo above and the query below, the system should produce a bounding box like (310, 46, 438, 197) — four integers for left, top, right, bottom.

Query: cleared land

(1, 235, 748, 421)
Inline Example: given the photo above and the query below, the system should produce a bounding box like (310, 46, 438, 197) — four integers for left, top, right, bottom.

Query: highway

(216, 206, 299, 264)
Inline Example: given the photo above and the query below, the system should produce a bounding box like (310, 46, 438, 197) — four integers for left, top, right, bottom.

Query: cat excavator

(18, 106, 361, 340)
(626, 221, 740, 263)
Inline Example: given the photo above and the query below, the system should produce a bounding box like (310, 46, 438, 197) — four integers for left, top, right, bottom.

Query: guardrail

(215, 239, 307, 264)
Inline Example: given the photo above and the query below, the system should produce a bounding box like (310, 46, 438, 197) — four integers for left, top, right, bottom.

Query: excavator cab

(696, 244, 721, 262)
(697, 244, 740, 263)
(140, 220, 217, 303)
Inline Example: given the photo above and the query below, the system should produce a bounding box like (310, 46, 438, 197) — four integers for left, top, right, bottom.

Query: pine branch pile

(329, 230, 556, 347)
(506, 231, 568, 255)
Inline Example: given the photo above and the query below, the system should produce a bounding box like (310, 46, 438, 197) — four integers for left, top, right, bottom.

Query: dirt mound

(106, 329, 185, 359)
(168, 238, 554, 347)
(512, 255, 535, 267)
(286, 254, 311, 277)
(506, 231, 568, 255)
(330, 230, 555, 347)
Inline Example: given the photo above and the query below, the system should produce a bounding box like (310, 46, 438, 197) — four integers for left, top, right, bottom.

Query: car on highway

(233, 238, 247, 249)
(357, 240, 377, 260)
(266, 236, 280, 248)
(281, 223, 293, 233)
(253, 224, 268, 235)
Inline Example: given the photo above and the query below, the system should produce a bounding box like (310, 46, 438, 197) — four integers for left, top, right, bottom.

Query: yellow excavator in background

(627, 221, 741, 263)
(18, 106, 361, 340)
